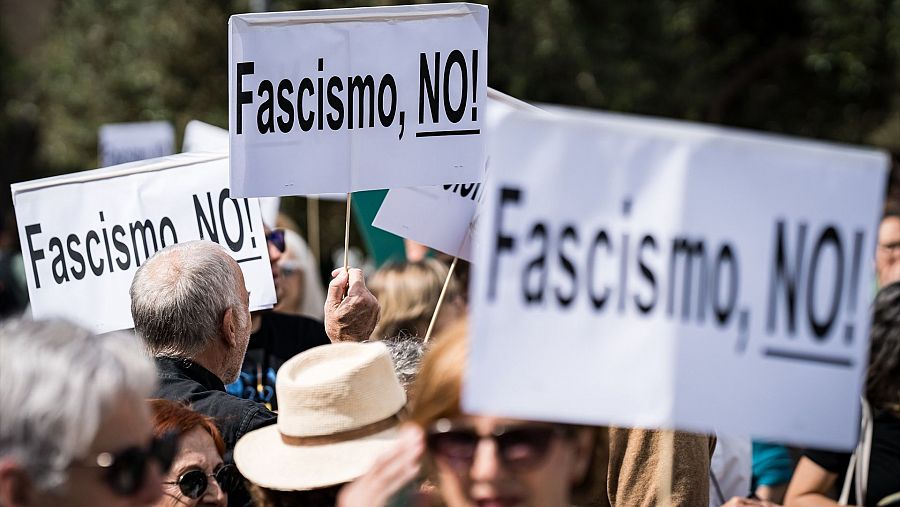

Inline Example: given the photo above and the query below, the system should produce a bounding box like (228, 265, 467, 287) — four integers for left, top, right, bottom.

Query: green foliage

(29, 0, 232, 172)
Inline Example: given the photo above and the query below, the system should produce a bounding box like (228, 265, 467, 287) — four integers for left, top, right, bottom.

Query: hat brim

(233, 423, 402, 491)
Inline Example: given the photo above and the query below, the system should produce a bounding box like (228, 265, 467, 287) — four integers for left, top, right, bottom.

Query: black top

(154, 356, 276, 452)
(804, 410, 900, 506)
(226, 312, 330, 411)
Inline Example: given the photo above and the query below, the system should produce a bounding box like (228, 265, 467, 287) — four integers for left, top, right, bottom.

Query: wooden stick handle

(343, 193, 352, 271)
(424, 256, 459, 343)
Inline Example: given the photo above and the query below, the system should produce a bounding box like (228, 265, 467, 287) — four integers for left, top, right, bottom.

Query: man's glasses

(75, 431, 178, 496)
(163, 464, 240, 499)
(266, 229, 286, 253)
(426, 419, 571, 472)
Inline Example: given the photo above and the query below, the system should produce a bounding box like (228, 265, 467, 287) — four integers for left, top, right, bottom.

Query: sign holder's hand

(325, 267, 380, 342)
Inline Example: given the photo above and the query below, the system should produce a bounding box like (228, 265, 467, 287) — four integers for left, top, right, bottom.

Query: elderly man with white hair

(0, 318, 172, 507)
(129, 240, 379, 453)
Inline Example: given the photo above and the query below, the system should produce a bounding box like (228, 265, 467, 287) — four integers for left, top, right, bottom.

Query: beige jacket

(596, 427, 717, 507)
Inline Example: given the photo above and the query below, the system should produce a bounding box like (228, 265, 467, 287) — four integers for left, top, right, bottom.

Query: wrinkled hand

(721, 497, 780, 507)
(325, 268, 380, 342)
(337, 424, 424, 507)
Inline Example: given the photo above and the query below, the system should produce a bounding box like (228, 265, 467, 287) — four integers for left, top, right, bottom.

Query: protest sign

(228, 3, 488, 197)
(99, 121, 175, 167)
(372, 89, 544, 261)
(12, 153, 276, 334)
(464, 107, 888, 450)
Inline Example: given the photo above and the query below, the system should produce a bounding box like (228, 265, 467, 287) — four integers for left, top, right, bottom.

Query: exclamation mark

(244, 199, 256, 248)
(471, 49, 478, 122)
(844, 230, 864, 344)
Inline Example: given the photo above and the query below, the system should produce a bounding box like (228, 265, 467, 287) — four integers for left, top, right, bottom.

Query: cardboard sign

(372, 89, 543, 261)
(464, 107, 888, 450)
(12, 153, 276, 334)
(228, 3, 488, 197)
(99, 121, 175, 167)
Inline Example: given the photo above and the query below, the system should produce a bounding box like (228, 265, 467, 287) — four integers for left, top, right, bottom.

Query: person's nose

(203, 475, 227, 506)
(469, 437, 502, 482)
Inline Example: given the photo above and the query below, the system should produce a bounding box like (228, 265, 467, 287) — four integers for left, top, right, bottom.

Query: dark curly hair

(865, 282, 900, 409)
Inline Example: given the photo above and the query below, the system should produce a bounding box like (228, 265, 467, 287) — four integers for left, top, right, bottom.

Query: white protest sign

(228, 3, 488, 197)
(99, 121, 175, 167)
(12, 153, 276, 334)
(465, 108, 888, 450)
(372, 89, 544, 261)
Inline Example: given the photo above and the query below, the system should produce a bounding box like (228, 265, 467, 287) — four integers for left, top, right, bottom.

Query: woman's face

(427, 415, 592, 507)
(275, 260, 305, 314)
(157, 427, 226, 507)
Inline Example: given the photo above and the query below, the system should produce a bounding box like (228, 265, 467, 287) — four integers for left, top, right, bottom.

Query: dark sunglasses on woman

(164, 464, 240, 499)
(74, 431, 179, 496)
(426, 419, 574, 472)
(266, 229, 286, 253)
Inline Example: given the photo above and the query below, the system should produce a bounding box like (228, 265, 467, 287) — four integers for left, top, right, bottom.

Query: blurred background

(1, 0, 899, 309)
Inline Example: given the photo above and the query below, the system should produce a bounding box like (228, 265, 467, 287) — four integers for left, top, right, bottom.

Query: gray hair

(130, 241, 243, 358)
(0, 318, 156, 492)
(382, 336, 427, 392)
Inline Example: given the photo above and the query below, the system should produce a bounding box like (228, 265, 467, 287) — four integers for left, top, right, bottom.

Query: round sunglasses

(75, 431, 179, 496)
(426, 419, 573, 472)
(163, 464, 240, 499)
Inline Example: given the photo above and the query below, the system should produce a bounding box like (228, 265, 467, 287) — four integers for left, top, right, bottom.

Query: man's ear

(0, 460, 35, 507)
(221, 307, 238, 349)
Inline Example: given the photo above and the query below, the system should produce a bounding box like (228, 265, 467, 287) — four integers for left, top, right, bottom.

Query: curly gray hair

(382, 335, 427, 392)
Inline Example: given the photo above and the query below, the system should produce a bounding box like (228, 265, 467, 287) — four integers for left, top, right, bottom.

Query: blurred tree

(21, 0, 233, 174)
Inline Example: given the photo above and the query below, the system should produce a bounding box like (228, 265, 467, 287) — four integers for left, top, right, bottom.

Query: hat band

(279, 412, 402, 446)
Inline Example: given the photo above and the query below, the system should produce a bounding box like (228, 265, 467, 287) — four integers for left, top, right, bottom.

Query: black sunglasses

(266, 229, 286, 253)
(163, 464, 240, 499)
(77, 431, 178, 496)
(426, 419, 571, 472)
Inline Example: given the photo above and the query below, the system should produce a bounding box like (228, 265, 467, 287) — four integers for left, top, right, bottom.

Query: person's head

(368, 258, 464, 340)
(130, 241, 251, 384)
(411, 321, 607, 507)
(275, 229, 325, 320)
(876, 212, 900, 288)
(866, 281, 900, 410)
(234, 342, 407, 506)
(148, 400, 235, 507)
(0, 319, 168, 507)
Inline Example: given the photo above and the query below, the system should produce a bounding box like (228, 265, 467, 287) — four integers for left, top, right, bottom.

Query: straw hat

(233, 341, 407, 491)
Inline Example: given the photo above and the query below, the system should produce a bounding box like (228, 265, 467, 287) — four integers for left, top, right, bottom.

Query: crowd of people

(0, 197, 898, 507)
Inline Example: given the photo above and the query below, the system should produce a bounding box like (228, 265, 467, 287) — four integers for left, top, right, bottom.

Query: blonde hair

(368, 258, 460, 340)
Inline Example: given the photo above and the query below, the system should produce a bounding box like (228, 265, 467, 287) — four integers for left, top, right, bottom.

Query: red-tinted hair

(147, 399, 226, 457)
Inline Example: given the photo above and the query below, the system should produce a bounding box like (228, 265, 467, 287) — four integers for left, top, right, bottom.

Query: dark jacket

(153, 356, 277, 452)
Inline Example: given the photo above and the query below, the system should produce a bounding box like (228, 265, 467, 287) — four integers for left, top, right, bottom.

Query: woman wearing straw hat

(233, 341, 424, 507)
